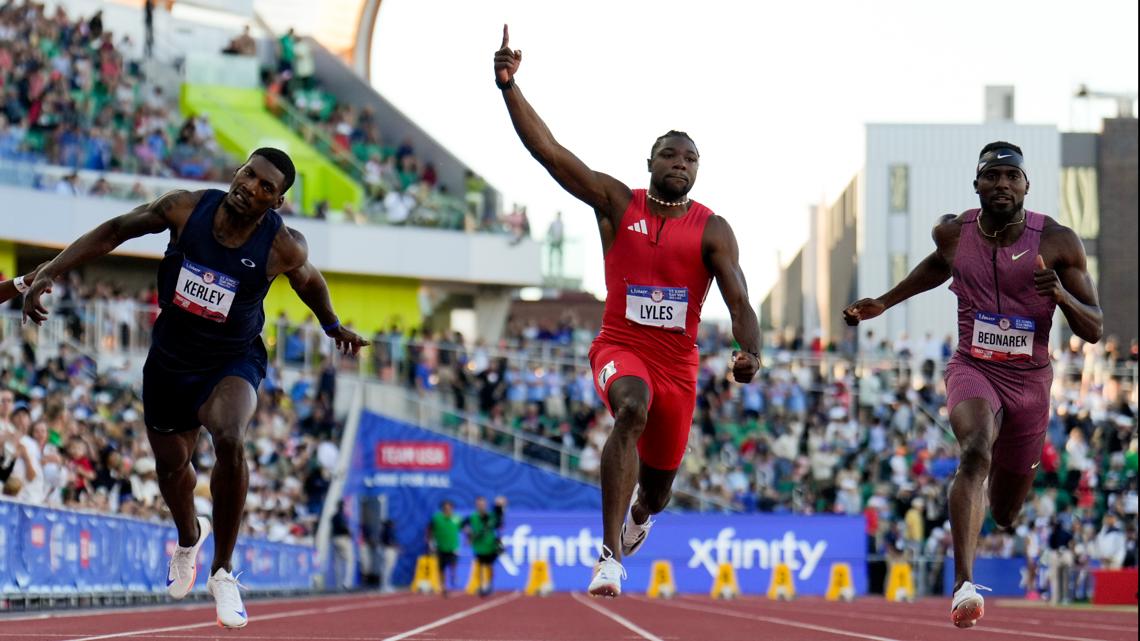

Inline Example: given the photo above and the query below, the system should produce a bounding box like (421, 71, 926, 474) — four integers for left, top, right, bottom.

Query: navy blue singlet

(151, 189, 282, 372)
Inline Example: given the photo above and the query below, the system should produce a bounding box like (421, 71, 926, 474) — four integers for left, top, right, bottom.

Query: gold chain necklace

(976, 211, 1024, 238)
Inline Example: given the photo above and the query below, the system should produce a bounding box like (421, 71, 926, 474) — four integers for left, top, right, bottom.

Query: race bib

(971, 311, 1034, 362)
(172, 258, 239, 323)
(625, 285, 688, 331)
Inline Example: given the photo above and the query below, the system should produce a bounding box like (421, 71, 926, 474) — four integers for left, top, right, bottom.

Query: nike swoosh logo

(997, 153, 1012, 159)
(236, 609, 247, 618)
(1030, 461, 1041, 469)
(1012, 250, 1029, 261)
(166, 577, 176, 586)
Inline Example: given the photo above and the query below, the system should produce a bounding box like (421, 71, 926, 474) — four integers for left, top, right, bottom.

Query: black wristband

(496, 77, 515, 91)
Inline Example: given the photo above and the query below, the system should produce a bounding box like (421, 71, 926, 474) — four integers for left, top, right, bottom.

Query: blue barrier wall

(943, 556, 1028, 596)
(343, 413, 867, 594)
(0, 499, 316, 593)
(462, 510, 868, 596)
(344, 412, 602, 587)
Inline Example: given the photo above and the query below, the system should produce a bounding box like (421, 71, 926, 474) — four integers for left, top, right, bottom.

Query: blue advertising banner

(440, 511, 867, 596)
(0, 499, 16, 592)
(344, 412, 602, 587)
(0, 499, 317, 594)
(943, 556, 1028, 597)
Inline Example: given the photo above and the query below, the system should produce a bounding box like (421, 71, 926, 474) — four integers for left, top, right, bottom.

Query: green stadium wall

(264, 272, 421, 336)
(179, 84, 363, 213)
(0, 240, 15, 280)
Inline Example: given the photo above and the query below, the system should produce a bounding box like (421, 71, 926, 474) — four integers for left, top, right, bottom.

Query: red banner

(376, 442, 452, 470)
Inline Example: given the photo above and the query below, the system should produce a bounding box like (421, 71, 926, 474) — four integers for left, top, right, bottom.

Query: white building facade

(856, 123, 1061, 350)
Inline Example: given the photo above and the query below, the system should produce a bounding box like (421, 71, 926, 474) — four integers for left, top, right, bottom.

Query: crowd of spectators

(1, 4, 540, 239)
(356, 316, 1137, 599)
(1, 280, 344, 547)
(256, 27, 520, 233)
(0, 2, 235, 186)
(4, 265, 1134, 600)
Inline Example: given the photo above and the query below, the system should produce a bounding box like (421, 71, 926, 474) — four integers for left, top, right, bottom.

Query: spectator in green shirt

(464, 495, 506, 597)
(426, 500, 461, 595)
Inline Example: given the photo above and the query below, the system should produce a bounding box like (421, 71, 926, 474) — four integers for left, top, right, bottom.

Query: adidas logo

(627, 219, 648, 235)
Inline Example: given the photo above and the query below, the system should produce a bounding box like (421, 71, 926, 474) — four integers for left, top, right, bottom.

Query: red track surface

(0, 591, 1136, 641)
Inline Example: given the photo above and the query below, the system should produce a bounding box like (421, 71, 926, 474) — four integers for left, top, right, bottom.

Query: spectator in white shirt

(54, 172, 80, 196)
(382, 188, 416, 225)
(12, 419, 55, 504)
(1065, 428, 1092, 472)
(1095, 513, 1127, 570)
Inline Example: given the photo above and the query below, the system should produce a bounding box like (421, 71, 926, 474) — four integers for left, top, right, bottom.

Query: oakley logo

(241, 258, 256, 268)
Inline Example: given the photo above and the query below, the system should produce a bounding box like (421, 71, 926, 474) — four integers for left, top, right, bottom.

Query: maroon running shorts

(945, 355, 1053, 475)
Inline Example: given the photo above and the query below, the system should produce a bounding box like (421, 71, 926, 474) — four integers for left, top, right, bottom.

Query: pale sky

(371, 0, 1138, 321)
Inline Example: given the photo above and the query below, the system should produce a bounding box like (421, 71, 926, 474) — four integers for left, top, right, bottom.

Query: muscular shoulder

(153, 189, 205, 224)
(931, 212, 966, 246)
(701, 214, 737, 250)
(270, 225, 309, 275)
(1039, 216, 1085, 255)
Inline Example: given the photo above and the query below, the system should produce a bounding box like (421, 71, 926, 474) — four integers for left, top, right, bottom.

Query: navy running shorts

(143, 343, 267, 434)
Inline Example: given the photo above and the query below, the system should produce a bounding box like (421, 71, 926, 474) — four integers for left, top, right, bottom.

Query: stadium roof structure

(252, 0, 381, 75)
(167, 0, 382, 77)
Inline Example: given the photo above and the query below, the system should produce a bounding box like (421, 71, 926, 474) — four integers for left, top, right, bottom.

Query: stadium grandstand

(0, 1, 1136, 640)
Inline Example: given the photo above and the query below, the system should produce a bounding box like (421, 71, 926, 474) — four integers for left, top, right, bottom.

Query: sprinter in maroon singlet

(844, 142, 1102, 628)
(494, 25, 761, 597)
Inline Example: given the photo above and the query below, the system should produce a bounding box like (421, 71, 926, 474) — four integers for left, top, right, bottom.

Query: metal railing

(274, 97, 369, 182)
(323, 374, 739, 513)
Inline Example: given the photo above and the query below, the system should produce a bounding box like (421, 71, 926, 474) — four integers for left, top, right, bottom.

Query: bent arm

(877, 217, 956, 309)
(278, 228, 339, 328)
(501, 85, 629, 216)
(38, 190, 195, 281)
(878, 251, 953, 310)
(18, 444, 36, 481)
(704, 216, 760, 354)
(1050, 228, 1102, 343)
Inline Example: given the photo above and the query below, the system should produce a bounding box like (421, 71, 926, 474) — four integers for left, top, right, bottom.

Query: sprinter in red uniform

(844, 142, 1102, 628)
(494, 25, 761, 597)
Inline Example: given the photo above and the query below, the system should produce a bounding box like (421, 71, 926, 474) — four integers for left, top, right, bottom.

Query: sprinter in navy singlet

(23, 149, 368, 629)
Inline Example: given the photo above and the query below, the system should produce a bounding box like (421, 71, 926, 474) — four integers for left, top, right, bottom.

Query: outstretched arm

(0, 262, 46, 305)
(495, 25, 630, 223)
(844, 215, 956, 326)
(23, 190, 198, 323)
(704, 216, 760, 383)
(1035, 227, 1102, 343)
(275, 227, 369, 355)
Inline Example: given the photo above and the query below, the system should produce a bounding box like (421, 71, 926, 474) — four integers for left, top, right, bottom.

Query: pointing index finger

(501, 24, 509, 49)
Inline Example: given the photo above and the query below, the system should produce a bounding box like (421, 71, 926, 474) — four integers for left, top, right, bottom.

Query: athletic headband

(976, 148, 1027, 178)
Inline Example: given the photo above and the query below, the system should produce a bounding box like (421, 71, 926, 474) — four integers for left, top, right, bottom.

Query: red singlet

(589, 189, 714, 470)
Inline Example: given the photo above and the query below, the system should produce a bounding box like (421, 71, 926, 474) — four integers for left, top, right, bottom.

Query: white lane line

(570, 592, 666, 641)
(5, 636, 408, 640)
(718, 594, 1139, 633)
(694, 595, 1139, 635)
(674, 593, 1121, 638)
(0, 591, 403, 622)
(63, 596, 427, 641)
(378, 592, 520, 641)
(676, 595, 1121, 641)
(630, 596, 904, 641)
